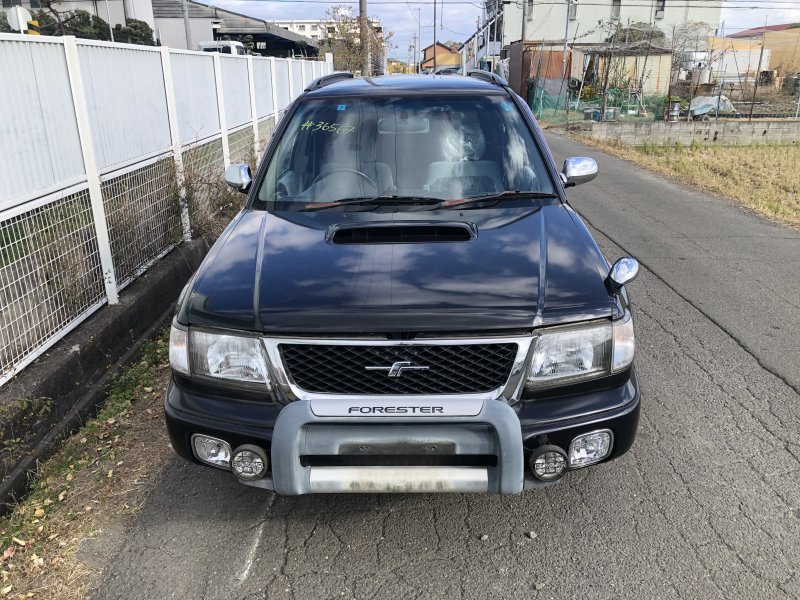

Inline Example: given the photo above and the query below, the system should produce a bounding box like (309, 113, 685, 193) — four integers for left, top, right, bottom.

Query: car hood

(183, 205, 615, 333)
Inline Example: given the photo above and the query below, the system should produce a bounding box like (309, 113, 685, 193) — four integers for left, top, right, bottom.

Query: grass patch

(0, 331, 173, 599)
(576, 138, 800, 227)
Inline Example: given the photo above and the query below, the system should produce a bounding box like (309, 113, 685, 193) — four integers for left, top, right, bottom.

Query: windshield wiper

(301, 195, 441, 212)
(434, 190, 560, 210)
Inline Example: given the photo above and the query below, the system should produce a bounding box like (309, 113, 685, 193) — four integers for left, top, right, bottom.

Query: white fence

(0, 33, 332, 386)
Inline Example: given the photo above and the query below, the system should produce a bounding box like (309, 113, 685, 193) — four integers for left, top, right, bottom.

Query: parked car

(197, 40, 247, 55)
(166, 72, 641, 495)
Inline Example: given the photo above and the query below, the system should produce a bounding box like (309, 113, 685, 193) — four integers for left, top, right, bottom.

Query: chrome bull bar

(267, 399, 525, 495)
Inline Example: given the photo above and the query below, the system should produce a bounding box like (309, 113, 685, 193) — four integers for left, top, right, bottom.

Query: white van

(197, 41, 247, 55)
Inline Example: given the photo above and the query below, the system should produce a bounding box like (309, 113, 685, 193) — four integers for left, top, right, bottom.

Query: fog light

(529, 445, 567, 481)
(569, 430, 613, 468)
(191, 434, 231, 469)
(231, 444, 269, 481)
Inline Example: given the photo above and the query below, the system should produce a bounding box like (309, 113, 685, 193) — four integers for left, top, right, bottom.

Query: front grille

(279, 343, 517, 395)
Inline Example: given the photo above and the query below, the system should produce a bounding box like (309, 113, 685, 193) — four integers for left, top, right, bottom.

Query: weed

(575, 137, 800, 227)
(0, 330, 172, 599)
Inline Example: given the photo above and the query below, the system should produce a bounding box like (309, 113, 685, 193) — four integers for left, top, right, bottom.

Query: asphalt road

(91, 133, 800, 600)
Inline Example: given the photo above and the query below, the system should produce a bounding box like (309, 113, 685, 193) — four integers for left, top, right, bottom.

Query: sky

(211, 1, 800, 60)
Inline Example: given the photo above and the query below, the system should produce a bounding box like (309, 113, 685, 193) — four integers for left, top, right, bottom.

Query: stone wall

(575, 120, 800, 146)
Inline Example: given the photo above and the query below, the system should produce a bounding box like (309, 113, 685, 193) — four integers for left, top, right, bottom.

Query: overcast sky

(212, 1, 800, 60)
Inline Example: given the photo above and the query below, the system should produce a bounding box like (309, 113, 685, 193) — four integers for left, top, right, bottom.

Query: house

(268, 18, 386, 74)
(463, 0, 723, 70)
(420, 42, 460, 72)
(268, 18, 383, 43)
(728, 23, 800, 76)
(151, 0, 318, 55)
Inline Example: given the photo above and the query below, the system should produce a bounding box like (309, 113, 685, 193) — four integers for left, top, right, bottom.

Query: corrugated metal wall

(0, 39, 85, 210)
(170, 52, 220, 144)
(0, 33, 332, 386)
(253, 59, 275, 118)
(220, 55, 252, 128)
(78, 43, 172, 169)
(274, 59, 292, 111)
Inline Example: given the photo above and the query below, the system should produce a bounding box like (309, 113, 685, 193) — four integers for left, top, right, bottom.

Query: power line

(225, 0, 800, 5)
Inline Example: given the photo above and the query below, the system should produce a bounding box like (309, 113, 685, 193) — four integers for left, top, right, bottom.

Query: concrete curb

(0, 241, 207, 512)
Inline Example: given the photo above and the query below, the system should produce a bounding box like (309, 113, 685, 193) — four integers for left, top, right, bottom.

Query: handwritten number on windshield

(299, 121, 356, 135)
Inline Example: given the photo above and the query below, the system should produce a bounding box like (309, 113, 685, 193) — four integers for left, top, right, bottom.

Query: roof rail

(304, 72, 354, 92)
(466, 69, 509, 87)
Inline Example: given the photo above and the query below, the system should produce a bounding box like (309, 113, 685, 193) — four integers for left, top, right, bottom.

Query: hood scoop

(327, 222, 477, 245)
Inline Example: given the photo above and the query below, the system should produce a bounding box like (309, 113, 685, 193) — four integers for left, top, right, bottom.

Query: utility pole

(180, 0, 192, 50)
(360, 0, 370, 77)
(104, 0, 115, 42)
(748, 24, 766, 122)
(492, 0, 499, 70)
(714, 21, 725, 124)
(417, 8, 422, 73)
(521, 0, 528, 43)
(562, 0, 571, 79)
(433, 0, 437, 72)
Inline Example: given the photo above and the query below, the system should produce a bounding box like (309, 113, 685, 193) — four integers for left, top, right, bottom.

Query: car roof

(304, 74, 509, 97)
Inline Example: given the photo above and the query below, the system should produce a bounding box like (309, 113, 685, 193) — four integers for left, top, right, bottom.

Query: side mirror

(561, 157, 598, 188)
(224, 163, 252, 193)
(606, 257, 640, 294)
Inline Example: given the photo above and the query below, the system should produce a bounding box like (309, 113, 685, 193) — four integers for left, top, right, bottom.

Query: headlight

(527, 311, 634, 388)
(169, 324, 271, 388)
(189, 329, 270, 387)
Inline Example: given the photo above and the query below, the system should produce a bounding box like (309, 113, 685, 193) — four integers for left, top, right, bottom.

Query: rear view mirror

(225, 163, 252, 193)
(561, 157, 598, 188)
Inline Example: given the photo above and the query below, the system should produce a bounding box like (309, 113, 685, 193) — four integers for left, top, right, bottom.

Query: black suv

(165, 72, 641, 494)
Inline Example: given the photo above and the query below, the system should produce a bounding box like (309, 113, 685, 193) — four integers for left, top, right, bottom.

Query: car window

(256, 95, 555, 209)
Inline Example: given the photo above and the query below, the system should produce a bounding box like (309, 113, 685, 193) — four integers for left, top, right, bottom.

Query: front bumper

(164, 370, 640, 494)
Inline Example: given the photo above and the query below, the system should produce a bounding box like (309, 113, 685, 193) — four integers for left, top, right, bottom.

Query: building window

(654, 0, 665, 18)
(526, 0, 534, 20)
(311, 35, 318, 40)
(327, 26, 335, 34)
(568, 0, 578, 20)
(311, 24, 318, 30)
(611, 0, 621, 20)
(2, 0, 22, 7)
(297, 24, 306, 31)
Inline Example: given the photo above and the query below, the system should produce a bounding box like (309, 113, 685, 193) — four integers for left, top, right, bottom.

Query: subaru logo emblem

(365, 361, 430, 378)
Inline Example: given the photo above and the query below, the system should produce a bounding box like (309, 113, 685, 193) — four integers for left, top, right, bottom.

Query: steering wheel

(312, 167, 377, 188)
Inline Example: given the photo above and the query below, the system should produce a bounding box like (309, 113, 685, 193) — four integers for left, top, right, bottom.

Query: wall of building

(269, 19, 382, 42)
(502, 0, 722, 47)
(125, 0, 156, 28)
(154, 17, 214, 50)
(14, 0, 153, 29)
(764, 30, 800, 76)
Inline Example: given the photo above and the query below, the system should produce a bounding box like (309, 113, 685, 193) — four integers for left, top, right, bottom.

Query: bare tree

(318, 5, 393, 74)
(669, 21, 715, 72)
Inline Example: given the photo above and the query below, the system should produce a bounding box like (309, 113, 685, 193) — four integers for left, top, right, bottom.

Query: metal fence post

(62, 36, 119, 304)
(160, 47, 191, 241)
(270, 57, 280, 123)
(287, 58, 295, 101)
(213, 53, 231, 168)
(247, 55, 260, 160)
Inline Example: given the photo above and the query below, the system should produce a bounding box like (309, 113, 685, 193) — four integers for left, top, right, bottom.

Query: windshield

(255, 94, 556, 210)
